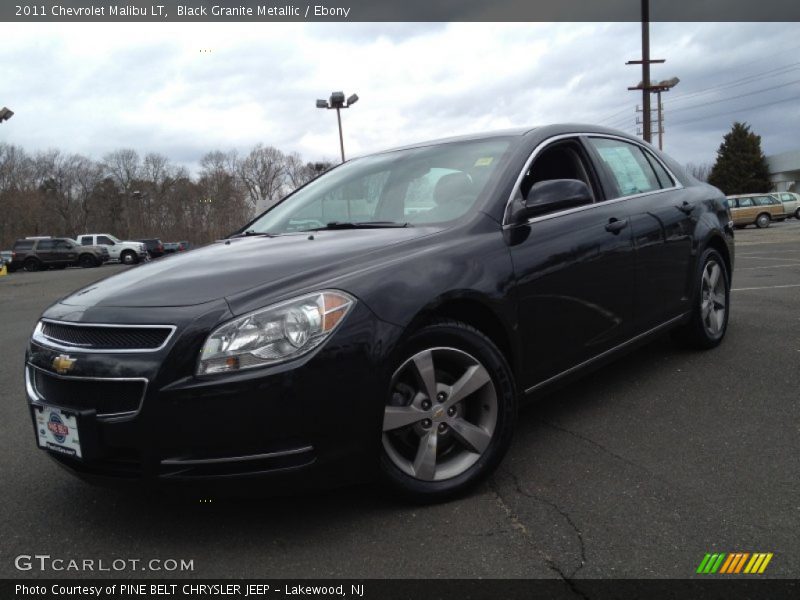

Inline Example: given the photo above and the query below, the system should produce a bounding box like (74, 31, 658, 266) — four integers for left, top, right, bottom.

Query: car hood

(60, 227, 442, 309)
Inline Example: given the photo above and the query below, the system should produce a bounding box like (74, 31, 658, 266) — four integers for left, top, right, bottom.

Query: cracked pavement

(1, 224, 799, 579)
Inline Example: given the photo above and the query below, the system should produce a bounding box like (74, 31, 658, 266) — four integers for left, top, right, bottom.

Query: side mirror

(517, 179, 593, 221)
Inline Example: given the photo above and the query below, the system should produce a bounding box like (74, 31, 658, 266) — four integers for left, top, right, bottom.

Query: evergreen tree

(707, 122, 771, 194)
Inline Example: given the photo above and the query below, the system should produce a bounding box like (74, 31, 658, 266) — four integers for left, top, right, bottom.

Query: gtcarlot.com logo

(14, 554, 194, 572)
(696, 552, 773, 574)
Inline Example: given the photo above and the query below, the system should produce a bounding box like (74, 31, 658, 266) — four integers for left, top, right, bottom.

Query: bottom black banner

(3, 579, 799, 600)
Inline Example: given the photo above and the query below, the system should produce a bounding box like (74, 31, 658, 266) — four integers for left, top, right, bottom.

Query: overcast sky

(1, 22, 798, 171)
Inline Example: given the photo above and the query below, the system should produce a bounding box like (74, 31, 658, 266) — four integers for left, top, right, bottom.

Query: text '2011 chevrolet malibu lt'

(26, 125, 733, 501)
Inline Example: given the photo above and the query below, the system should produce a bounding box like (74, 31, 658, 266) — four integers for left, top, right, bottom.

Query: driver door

(507, 137, 636, 390)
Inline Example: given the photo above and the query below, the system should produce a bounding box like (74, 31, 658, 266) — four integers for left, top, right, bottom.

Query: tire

(379, 319, 516, 502)
(673, 248, 730, 349)
(795, 208, 800, 219)
(79, 254, 97, 268)
(120, 250, 138, 265)
(23, 257, 41, 272)
(755, 213, 771, 228)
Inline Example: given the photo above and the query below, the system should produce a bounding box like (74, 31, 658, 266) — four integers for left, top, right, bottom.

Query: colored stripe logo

(696, 552, 773, 574)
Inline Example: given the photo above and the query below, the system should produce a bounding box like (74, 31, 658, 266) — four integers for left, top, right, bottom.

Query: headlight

(197, 290, 355, 375)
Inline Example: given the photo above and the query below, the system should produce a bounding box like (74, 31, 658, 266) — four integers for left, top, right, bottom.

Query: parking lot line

(737, 264, 800, 270)
(731, 283, 800, 291)
(735, 256, 800, 263)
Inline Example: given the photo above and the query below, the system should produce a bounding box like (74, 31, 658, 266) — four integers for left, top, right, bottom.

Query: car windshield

(108, 235, 122, 243)
(240, 137, 514, 235)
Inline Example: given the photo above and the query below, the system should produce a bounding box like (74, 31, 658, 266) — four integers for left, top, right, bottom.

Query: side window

(738, 197, 754, 207)
(644, 152, 674, 188)
(14, 240, 34, 251)
(588, 138, 661, 198)
(38, 240, 55, 251)
(79, 236, 93, 245)
(780, 193, 792, 201)
(97, 235, 114, 245)
(54, 240, 72, 249)
(754, 196, 773, 206)
(519, 140, 596, 202)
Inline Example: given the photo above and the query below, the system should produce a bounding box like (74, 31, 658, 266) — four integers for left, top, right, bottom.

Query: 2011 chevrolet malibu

(26, 125, 734, 501)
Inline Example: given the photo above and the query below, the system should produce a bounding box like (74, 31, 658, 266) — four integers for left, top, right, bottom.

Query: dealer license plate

(34, 405, 83, 458)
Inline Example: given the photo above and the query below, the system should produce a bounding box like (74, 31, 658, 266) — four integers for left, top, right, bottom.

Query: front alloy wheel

(379, 321, 515, 501)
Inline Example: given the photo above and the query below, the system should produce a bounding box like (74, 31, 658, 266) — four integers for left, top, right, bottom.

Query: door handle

(605, 218, 628, 234)
(677, 200, 695, 214)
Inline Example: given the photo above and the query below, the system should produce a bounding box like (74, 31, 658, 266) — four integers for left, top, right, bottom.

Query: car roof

(726, 193, 775, 198)
(361, 124, 652, 157)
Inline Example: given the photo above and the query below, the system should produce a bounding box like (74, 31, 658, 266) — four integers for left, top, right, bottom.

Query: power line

(670, 95, 800, 127)
(668, 78, 800, 114)
(667, 62, 800, 104)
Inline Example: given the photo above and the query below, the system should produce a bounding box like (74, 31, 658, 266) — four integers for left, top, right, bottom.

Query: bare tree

(686, 162, 712, 183)
(236, 144, 286, 214)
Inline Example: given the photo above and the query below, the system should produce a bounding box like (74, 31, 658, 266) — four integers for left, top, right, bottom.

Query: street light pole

(316, 92, 359, 163)
(336, 107, 345, 163)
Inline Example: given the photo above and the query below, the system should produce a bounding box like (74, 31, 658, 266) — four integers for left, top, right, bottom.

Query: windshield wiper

(229, 230, 275, 238)
(315, 221, 409, 230)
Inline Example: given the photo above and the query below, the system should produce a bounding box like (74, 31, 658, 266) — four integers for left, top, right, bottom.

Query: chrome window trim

(502, 132, 685, 227)
(26, 363, 148, 420)
(33, 319, 176, 354)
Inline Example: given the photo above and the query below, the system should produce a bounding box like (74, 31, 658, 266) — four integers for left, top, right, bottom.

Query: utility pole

(636, 78, 679, 150)
(627, 0, 663, 144)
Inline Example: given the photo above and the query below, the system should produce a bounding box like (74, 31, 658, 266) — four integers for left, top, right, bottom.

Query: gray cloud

(1, 22, 797, 173)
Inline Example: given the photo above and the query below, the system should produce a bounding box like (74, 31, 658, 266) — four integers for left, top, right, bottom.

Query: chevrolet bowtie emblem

(52, 354, 76, 374)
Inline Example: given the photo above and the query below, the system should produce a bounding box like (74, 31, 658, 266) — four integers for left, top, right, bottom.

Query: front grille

(33, 369, 145, 416)
(40, 321, 172, 351)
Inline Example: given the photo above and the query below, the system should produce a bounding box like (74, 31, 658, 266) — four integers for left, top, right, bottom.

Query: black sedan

(25, 125, 733, 501)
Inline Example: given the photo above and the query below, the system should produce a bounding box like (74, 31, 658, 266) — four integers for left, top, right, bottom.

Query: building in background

(766, 150, 800, 192)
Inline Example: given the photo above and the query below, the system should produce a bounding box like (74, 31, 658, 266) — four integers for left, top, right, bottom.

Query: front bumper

(25, 301, 401, 488)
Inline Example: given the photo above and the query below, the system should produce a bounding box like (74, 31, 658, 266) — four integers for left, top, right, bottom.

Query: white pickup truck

(77, 234, 148, 265)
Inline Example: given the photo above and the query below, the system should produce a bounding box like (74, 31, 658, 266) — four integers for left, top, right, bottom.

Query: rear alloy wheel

(23, 258, 41, 272)
(755, 213, 771, 228)
(673, 248, 730, 349)
(380, 321, 516, 501)
(120, 250, 138, 265)
(79, 254, 97, 268)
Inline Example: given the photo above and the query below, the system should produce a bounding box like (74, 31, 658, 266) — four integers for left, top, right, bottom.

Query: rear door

(585, 136, 695, 330)
(35, 239, 57, 264)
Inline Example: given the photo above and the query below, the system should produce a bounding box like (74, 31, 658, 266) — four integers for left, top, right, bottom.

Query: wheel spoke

(383, 405, 424, 432)
(701, 299, 712, 320)
(712, 292, 726, 309)
(707, 263, 720, 290)
(411, 350, 438, 401)
(412, 430, 438, 480)
(444, 365, 491, 408)
(713, 306, 725, 332)
(449, 418, 492, 454)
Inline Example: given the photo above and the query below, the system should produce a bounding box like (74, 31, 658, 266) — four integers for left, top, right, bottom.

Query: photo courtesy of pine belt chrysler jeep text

(26, 124, 734, 501)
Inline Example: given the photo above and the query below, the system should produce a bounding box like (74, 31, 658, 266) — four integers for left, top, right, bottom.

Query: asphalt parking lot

(1, 221, 798, 581)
